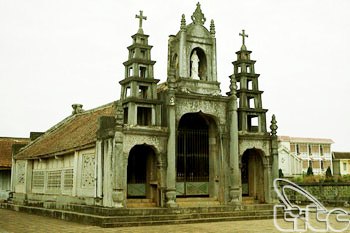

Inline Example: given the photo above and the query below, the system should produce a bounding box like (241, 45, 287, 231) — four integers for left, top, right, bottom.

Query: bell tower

(233, 30, 268, 133)
(167, 3, 220, 95)
(119, 11, 161, 126)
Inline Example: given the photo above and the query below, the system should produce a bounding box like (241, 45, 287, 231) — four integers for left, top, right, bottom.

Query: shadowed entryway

(241, 148, 265, 203)
(127, 145, 157, 204)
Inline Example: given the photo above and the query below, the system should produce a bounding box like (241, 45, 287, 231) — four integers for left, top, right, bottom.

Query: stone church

(12, 3, 278, 209)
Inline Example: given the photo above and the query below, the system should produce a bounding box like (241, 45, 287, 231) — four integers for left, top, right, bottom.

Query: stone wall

(286, 183, 350, 206)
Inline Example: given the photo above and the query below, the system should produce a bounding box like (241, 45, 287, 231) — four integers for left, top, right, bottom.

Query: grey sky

(0, 0, 349, 151)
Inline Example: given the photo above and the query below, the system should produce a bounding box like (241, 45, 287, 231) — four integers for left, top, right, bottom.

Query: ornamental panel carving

(239, 139, 270, 157)
(81, 153, 96, 188)
(175, 99, 226, 125)
(123, 135, 164, 156)
(16, 160, 26, 185)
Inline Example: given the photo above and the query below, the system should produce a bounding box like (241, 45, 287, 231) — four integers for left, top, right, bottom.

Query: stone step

(176, 197, 220, 207)
(100, 209, 275, 223)
(101, 213, 278, 228)
(242, 196, 258, 205)
(21, 201, 275, 216)
(1, 203, 282, 228)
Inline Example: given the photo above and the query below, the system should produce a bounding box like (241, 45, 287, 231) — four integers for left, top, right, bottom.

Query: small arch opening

(190, 48, 207, 80)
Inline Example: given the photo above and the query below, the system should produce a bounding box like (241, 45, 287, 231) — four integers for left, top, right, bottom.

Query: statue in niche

(190, 50, 200, 79)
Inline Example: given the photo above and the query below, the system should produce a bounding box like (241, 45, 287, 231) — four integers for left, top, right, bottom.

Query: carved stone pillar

(165, 73, 178, 208)
(112, 132, 126, 208)
(227, 76, 241, 208)
(157, 155, 167, 207)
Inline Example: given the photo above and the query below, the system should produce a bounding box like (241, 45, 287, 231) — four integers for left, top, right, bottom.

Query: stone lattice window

(81, 153, 95, 188)
(47, 170, 62, 191)
(16, 160, 26, 185)
(32, 171, 45, 189)
(63, 169, 73, 190)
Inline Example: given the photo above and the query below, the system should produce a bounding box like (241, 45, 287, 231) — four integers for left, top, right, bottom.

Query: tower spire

(239, 29, 248, 51)
(135, 10, 147, 34)
(191, 2, 206, 25)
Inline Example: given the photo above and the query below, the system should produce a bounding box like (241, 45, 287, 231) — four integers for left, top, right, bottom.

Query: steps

(176, 197, 220, 207)
(242, 196, 258, 205)
(0, 202, 281, 228)
(127, 198, 157, 208)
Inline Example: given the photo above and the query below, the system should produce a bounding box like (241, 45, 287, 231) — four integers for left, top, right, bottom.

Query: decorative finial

(181, 14, 186, 30)
(191, 2, 206, 25)
(135, 10, 147, 34)
(270, 114, 278, 136)
(72, 104, 84, 115)
(230, 75, 237, 94)
(210, 19, 215, 35)
(239, 29, 248, 50)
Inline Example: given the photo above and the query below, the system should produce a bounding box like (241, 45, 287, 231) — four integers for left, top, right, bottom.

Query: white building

(278, 136, 333, 176)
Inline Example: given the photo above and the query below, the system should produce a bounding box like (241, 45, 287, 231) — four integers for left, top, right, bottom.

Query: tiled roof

(0, 137, 29, 167)
(333, 152, 350, 160)
(278, 136, 334, 144)
(15, 102, 116, 159)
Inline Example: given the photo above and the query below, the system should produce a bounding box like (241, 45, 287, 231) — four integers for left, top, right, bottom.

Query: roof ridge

(0, 137, 30, 140)
(16, 101, 117, 156)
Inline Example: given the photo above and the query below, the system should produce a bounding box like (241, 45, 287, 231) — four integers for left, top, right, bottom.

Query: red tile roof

(15, 102, 116, 159)
(0, 137, 29, 167)
(278, 136, 334, 144)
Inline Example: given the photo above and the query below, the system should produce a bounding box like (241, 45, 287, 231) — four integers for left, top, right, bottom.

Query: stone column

(165, 73, 178, 208)
(96, 140, 103, 199)
(228, 76, 241, 208)
(179, 14, 187, 78)
(264, 162, 272, 203)
(157, 154, 167, 207)
(270, 115, 279, 203)
(111, 131, 125, 208)
(210, 20, 217, 82)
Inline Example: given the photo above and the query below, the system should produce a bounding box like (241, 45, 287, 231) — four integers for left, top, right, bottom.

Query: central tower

(167, 3, 220, 95)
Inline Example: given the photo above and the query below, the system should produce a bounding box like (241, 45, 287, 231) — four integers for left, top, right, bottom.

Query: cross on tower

(239, 29, 248, 46)
(135, 10, 147, 33)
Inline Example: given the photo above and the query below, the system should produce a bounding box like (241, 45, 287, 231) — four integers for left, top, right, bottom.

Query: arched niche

(190, 48, 207, 81)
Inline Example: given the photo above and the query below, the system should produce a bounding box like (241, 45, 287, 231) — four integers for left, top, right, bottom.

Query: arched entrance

(176, 112, 218, 197)
(241, 149, 265, 203)
(127, 145, 157, 203)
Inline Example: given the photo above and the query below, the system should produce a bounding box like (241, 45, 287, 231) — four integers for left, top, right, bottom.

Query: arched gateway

(176, 112, 219, 197)
(127, 145, 157, 203)
(241, 149, 265, 203)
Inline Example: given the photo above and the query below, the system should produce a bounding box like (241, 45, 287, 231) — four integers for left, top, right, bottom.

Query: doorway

(241, 149, 265, 203)
(127, 145, 157, 202)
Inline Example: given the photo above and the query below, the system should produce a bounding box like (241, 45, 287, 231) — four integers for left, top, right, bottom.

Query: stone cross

(135, 10, 147, 32)
(239, 29, 248, 45)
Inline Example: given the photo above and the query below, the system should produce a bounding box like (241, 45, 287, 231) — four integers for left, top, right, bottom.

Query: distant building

(278, 136, 333, 176)
(332, 152, 350, 176)
(0, 137, 29, 200)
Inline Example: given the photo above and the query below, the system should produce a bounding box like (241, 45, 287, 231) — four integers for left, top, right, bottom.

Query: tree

(325, 166, 332, 179)
(279, 168, 284, 178)
(306, 166, 314, 176)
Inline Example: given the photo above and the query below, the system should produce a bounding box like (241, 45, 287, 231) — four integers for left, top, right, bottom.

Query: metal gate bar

(176, 129, 209, 196)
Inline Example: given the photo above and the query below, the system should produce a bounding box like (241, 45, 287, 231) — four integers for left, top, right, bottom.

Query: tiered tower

(233, 30, 268, 134)
(119, 11, 161, 126)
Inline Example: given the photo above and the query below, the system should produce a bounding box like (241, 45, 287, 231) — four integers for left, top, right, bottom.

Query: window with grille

(47, 170, 61, 191)
(63, 169, 73, 190)
(32, 171, 45, 189)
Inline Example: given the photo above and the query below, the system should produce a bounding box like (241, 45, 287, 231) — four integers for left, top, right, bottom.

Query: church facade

(12, 3, 278, 209)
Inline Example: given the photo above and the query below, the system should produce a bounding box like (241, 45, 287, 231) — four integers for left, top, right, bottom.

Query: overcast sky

(0, 0, 349, 151)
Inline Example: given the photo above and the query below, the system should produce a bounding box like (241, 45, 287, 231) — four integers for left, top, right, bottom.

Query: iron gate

(176, 129, 209, 196)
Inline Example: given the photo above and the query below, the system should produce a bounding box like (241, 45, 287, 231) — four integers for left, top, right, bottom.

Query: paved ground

(0, 208, 349, 233)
